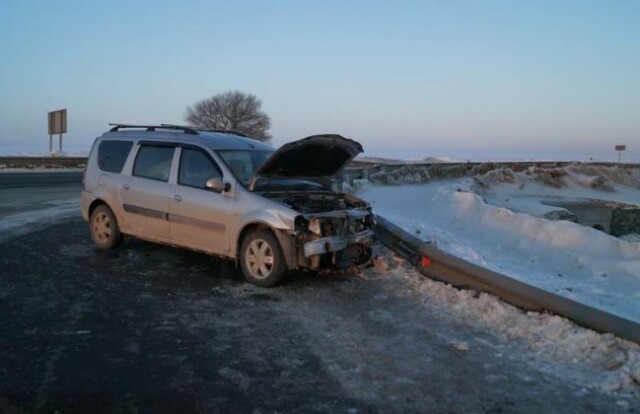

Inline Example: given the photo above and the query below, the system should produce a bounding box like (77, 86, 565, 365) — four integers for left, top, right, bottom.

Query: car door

(169, 146, 233, 254)
(120, 143, 177, 242)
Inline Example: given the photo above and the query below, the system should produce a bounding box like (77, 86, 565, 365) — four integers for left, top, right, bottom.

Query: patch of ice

(0, 200, 80, 242)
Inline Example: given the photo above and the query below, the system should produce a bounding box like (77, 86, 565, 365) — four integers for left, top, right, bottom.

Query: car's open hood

(249, 134, 363, 190)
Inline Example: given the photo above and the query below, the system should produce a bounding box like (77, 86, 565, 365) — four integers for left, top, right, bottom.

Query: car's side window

(132, 145, 175, 182)
(97, 140, 133, 173)
(178, 148, 222, 189)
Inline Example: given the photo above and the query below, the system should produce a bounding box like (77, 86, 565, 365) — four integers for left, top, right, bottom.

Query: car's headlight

(308, 218, 322, 236)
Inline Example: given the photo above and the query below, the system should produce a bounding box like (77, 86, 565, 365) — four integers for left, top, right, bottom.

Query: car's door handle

(122, 184, 129, 190)
(173, 194, 182, 202)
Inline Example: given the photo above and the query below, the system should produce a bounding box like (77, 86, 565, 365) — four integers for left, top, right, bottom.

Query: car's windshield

(217, 150, 273, 186)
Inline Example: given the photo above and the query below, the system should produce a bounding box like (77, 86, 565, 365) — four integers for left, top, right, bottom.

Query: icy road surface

(0, 218, 638, 412)
(0, 184, 80, 243)
(1, 167, 639, 411)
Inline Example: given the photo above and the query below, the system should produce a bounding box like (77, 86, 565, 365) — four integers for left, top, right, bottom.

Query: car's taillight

(82, 164, 87, 190)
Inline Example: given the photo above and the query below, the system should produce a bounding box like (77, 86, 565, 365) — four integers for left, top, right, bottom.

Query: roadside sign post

(48, 109, 67, 153)
(615, 145, 626, 163)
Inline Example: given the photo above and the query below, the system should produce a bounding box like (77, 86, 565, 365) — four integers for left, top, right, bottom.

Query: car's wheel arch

(236, 222, 296, 270)
(89, 198, 128, 235)
(88, 198, 110, 219)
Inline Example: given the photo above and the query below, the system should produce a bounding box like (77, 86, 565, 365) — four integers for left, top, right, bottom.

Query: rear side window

(178, 148, 222, 189)
(133, 145, 175, 182)
(97, 140, 133, 173)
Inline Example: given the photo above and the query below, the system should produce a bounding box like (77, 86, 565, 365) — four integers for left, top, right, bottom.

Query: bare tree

(185, 91, 272, 141)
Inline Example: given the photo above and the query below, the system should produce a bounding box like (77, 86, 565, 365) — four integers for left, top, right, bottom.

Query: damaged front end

(286, 193, 375, 269)
(249, 133, 376, 270)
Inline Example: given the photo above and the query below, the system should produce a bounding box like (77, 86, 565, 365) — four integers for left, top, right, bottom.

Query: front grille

(349, 217, 366, 233)
(320, 217, 347, 237)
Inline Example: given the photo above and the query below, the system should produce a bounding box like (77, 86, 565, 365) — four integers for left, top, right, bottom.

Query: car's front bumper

(303, 229, 374, 258)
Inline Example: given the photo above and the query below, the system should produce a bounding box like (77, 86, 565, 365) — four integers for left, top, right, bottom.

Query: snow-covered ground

(360, 165, 640, 324)
(373, 252, 640, 402)
(473, 165, 640, 216)
(361, 164, 640, 402)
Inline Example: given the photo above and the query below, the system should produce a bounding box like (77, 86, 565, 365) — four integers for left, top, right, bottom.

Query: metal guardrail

(375, 215, 640, 344)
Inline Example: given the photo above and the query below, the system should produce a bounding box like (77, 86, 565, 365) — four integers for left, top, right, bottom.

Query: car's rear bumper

(81, 190, 95, 222)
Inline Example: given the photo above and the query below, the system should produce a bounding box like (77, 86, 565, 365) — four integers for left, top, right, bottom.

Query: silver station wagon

(81, 124, 375, 286)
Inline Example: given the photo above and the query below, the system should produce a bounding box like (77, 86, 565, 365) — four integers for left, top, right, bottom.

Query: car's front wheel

(240, 229, 287, 287)
(90, 204, 122, 250)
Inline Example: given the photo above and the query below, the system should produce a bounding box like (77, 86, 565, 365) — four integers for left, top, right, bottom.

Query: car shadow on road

(93, 236, 367, 291)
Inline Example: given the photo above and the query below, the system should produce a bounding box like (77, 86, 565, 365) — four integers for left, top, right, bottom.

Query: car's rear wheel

(240, 229, 287, 287)
(90, 205, 122, 250)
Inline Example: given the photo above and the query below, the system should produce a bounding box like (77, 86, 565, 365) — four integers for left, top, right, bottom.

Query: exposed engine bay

(268, 192, 369, 214)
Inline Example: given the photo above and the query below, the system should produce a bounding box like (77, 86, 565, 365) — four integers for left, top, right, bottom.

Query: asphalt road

(0, 170, 82, 189)
(0, 186, 80, 219)
(0, 215, 625, 413)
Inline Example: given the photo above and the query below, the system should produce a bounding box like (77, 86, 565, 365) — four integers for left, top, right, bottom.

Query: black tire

(90, 205, 122, 250)
(240, 229, 287, 287)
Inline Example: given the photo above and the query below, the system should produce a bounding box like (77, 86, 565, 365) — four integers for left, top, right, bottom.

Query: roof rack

(109, 123, 199, 135)
(201, 129, 250, 138)
(159, 123, 250, 137)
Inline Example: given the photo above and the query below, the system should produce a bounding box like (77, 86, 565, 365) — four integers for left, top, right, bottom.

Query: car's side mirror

(205, 177, 230, 193)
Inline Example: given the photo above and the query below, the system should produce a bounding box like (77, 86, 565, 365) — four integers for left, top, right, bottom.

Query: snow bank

(455, 190, 640, 255)
(361, 178, 640, 324)
(472, 165, 640, 214)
